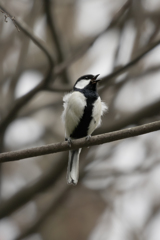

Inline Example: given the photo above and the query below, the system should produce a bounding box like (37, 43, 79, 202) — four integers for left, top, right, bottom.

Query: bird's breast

(63, 91, 87, 138)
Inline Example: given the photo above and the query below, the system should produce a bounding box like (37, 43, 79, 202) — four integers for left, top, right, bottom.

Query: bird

(62, 74, 108, 185)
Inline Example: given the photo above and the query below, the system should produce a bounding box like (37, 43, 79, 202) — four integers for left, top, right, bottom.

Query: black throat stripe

(70, 89, 98, 139)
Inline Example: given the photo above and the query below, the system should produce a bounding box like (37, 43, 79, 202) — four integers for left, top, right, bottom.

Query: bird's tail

(67, 148, 81, 185)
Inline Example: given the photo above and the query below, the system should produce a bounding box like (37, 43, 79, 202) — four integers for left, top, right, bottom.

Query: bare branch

(0, 0, 132, 134)
(98, 98, 160, 134)
(0, 4, 54, 133)
(44, 0, 69, 83)
(44, 86, 72, 93)
(14, 183, 70, 240)
(0, 6, 20, 31)
(0, 4, 54, 68)
(44, 0, 64, 64)
(0, 153, 67, 219)
(101, 38, 160, 84)
(0, 119, 160, 163)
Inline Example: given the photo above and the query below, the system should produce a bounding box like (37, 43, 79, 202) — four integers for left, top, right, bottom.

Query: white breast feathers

(62, 92, 87, 138)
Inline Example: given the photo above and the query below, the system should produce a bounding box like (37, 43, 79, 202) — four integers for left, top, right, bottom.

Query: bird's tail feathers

(67, 149, 81, 185)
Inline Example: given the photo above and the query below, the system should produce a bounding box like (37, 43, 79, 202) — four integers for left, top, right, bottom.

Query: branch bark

(0, 120, 160, 163)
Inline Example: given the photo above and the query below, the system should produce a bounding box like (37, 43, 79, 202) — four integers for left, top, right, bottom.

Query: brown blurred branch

(101, 38, 160, 84)
(44, 0, 69, 83)
(48, 36, 160, 94)
(0, 4, 54, 133)
(0, 153, 67, 219)
(0, 119, 160, 163)
(14, 183, 70, 240)
(0, 76, 49, 134)
(44, 86, 72, 92)
(14, 159, 160, 240)
(69, 0, 131, 63)
(98, 98, 160, 134)
(44, 0, 64, 64)
(14, 151, 92, 240)
(0, 0, 132, 134)
(0, 4, 54, 68)
(8, 1, 40, 102)
(0, 7, 20, 31)
(14, 152, 96, 240)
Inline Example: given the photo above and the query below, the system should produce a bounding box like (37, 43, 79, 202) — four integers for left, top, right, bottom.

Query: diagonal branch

(101, 38, 160, 84)
(0, 73, 51, 133)
(0, 119, 160, 163)
(98, 98, 160, 134)
(0, 0, 132, 133)
(0, 4, 54, 133)
(0, 4, 54, 68)
(0, 7, 20, 31)
(0, 153, 67, 219)
(14, 183, 70, 240)
(43, 0, 69, 83)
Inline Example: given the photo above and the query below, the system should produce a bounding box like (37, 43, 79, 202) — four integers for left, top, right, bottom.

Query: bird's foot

(86, 135, 91, 141)
(65, 138, 72, 147)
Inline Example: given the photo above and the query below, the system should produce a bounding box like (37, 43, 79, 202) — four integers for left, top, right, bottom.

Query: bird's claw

(65, 138, 72, 147)
(86, 135, 91, 141)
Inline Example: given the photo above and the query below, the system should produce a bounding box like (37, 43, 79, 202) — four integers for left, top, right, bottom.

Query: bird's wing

(62, 91, 86, 138)
(88, 97, 108, 135)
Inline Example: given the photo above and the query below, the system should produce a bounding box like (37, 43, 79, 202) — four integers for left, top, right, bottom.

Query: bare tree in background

(0, 0, 160, 240)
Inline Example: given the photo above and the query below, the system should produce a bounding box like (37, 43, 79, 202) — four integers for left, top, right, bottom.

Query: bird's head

(74, 74, 100, 91)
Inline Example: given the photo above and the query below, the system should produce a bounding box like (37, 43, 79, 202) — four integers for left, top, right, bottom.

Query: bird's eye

(85, 77, 88, 79)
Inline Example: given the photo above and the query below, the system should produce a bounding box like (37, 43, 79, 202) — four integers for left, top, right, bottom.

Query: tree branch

(0, 4, 54, 68)
(0, 0, 132, 134)
(98, 98, 160, 134)
(14, 183, 70, 240)
(0, 153, 67, 219)
(101, 38, 160, 84)
(0, 4, 54, 133)
(43, 0, 69, 83)
(0, 6, 20, 31)
(0, 120, 160, 163)
(44, 0, 64, 64)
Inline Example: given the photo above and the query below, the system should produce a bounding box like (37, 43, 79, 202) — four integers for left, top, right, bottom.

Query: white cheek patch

(75, 80, 89, 89)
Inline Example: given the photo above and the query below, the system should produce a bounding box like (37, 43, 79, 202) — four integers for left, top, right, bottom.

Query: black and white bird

(62, 74, 107, 185)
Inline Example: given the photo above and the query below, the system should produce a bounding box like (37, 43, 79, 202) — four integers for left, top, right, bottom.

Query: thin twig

(0, 4, 54, 67)
(0, 7, 20, 31)
(101, 38, 160, 84)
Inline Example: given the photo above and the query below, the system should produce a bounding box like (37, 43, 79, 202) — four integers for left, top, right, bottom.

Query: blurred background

(0, 0, 160, 239)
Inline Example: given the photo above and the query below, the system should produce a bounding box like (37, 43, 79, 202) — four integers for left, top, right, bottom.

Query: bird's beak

(91, 74, 100, 83)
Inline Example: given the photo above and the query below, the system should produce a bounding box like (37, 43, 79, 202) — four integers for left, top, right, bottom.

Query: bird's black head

(74, 74, 100, 91)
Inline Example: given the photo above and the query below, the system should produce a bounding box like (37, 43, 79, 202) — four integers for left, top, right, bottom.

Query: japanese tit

(62, 74, 108, 185)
